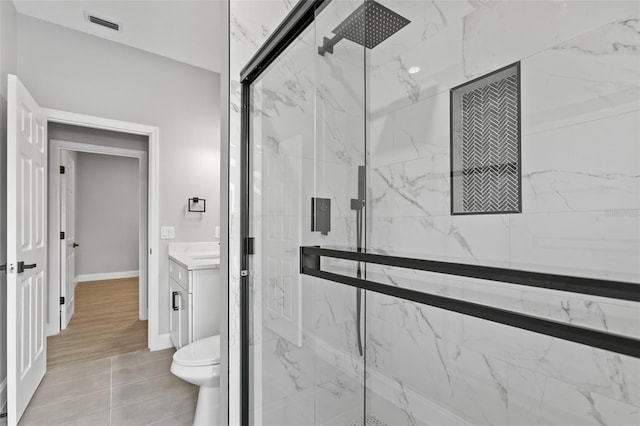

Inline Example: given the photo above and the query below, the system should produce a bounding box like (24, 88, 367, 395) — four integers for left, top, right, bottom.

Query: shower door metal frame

(239, 2, 332, 425)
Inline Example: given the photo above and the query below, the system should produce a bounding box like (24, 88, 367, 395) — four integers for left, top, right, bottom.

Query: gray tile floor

(18, 348, 197, 426)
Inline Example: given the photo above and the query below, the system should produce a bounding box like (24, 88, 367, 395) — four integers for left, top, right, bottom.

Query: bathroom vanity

(168, 242, 220, 349)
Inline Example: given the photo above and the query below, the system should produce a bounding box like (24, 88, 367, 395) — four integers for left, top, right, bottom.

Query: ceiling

(13, 0, 225, 74)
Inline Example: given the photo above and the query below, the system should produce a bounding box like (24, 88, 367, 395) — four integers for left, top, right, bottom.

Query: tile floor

(18, 348, 197, 426)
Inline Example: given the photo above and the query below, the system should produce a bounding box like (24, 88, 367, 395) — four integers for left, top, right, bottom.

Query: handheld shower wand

(351, 166, 366, 356)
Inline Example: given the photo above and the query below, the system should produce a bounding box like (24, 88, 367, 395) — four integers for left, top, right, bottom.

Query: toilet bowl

(171, 335, 221, 426)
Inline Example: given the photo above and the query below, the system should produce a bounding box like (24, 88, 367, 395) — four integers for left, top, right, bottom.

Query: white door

(60, 150, 76, 329)
(6, 74, 47, 426)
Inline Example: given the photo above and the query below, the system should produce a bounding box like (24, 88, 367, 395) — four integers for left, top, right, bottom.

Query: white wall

(75, 152, 140, 278)
(0, 0, 17, 410)
(17, 14, 221, 337)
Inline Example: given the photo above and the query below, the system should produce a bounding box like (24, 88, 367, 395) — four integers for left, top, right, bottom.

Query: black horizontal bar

(302, 246, 640, 302)
(302, 267, 640, 359)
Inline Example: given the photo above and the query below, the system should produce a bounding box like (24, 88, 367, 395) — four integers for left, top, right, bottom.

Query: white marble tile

(507, 364, 547, 426)
(369, 17, 466, 114)
(316, 107, 366, 167)
(458, 315, 640, 407)
(370, 159, 450, 219)
(510, 210, 640, 282)
(444, 346, 510, 426)
(522, 15, 640, 135)
(317, 162, 361, 218)
(314, 356, 365, 425)
(391, 91, 450, 167)
(368, 0, 482, 69)
(447, 214, 512, 264)
(463, 1, 640, 79)
(522, 111, 640, 214)
(539, 376, 640, 426)
(368, 214, 511, 265)
(230, 1, 295, 75)
(518, 289, 640, 339)
(365, 299, 463, 421)
(454, 277, 640, 338)
(368, 111, 394, 169)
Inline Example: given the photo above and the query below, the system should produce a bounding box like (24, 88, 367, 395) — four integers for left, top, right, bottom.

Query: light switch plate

(161, 226, 175, 239)
(215, 226, 220, 239)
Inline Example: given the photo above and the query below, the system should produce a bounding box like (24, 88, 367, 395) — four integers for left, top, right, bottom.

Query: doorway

(47, 136, 148, 367)
(45, 108, 162, 351)
(48, 134, 148, 327)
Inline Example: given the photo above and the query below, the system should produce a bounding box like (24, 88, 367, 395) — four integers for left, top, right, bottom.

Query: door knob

(17, 261, 37, 273)
(72, 243, 80, 248)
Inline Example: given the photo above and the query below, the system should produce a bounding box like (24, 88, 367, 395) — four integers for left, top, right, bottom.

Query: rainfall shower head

(318, 0, 410, 56)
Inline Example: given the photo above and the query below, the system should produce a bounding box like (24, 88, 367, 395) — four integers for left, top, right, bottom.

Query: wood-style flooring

(47, 277, 148, 369)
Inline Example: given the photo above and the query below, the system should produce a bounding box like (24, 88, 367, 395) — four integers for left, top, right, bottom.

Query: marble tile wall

(230, 1, 640, 425)
(229, 2, 294, 424)
(364, 1, 640, 425)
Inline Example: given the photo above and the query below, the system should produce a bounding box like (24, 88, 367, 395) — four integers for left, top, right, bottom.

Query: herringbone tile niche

(450, 63, 521, 215)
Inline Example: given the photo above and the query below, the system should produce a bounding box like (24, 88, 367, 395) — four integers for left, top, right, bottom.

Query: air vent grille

(88, 15, 119, 31)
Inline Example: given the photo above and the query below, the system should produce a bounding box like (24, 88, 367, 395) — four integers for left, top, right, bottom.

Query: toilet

(171, 335, 221, 426)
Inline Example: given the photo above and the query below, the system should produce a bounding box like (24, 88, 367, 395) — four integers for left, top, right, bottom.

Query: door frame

(44, 108, 164, 350)
(48, 139, 149, 329)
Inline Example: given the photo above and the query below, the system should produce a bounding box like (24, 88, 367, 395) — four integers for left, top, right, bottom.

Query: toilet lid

(173, 335, 221, 366)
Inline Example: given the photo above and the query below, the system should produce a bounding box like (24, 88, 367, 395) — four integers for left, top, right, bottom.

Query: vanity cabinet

(168, 258, 220, 349)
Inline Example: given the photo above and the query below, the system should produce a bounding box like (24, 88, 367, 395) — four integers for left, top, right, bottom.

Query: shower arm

(318, 34, 344, 56)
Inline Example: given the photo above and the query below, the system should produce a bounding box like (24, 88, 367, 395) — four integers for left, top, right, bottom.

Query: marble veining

(230, 1, 640, 425)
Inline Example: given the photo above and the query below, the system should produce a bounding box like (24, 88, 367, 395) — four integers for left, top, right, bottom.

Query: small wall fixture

(188, 197, 206, 212)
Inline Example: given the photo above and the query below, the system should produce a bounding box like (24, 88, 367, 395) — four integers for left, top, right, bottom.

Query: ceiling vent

(87, 14, 120, 31)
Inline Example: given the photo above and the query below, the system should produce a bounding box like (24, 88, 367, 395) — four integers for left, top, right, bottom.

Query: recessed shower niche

(451, 62, 521, 215)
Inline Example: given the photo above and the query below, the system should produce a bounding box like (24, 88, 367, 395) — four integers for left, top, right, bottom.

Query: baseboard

(1, 377, 7, 414)
(150, 332, 173, 351)
(76, 271, 139, 283)
(313, 335, 469, 425)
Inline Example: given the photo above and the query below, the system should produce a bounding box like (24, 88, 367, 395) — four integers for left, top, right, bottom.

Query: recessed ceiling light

(408, 66, 421, 74)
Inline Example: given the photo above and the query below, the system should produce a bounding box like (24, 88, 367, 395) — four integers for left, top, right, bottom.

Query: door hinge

(60, 231, 65, 240)
(60, 166, 66, 174)
(60, 297, 65, 305)
(244, 237, 255, 255)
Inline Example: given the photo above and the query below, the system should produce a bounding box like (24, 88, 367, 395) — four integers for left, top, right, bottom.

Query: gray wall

(50, 123, 149, 152)
(18, 14, 221, 336)
(76, 152, 140, 277)
(0, 0, 17, 407)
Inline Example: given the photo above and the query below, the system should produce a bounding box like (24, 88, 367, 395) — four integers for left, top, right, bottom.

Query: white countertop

(168, 242, 220, 270)
(169, 253, 220, 270)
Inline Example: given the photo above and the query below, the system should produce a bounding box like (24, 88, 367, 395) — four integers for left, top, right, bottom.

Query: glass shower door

(246, 1, 367, 424)
(247, 22, 317, 425)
